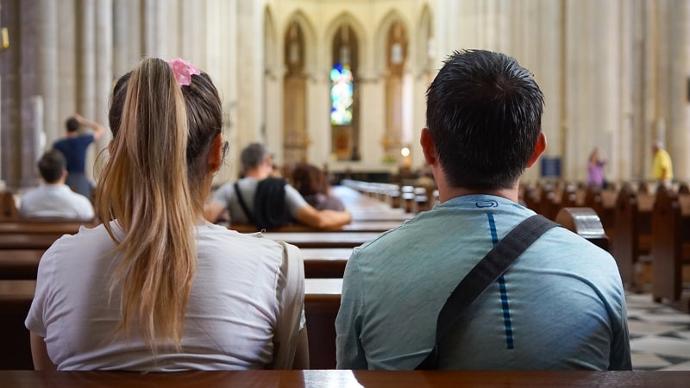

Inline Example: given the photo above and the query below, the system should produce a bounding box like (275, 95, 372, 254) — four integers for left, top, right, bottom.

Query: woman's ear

(207, 134, 223, 173)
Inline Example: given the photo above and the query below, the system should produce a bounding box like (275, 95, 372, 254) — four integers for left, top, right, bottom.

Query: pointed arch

(416, 4, 434, 75)
(374, 9, 412, 75)
(283, 10, 318, 75)
(264, 6, 278, 73)
(324, 12, 368, 77)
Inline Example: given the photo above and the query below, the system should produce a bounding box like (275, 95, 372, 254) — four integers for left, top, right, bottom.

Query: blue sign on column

(540, 157, 561, 178)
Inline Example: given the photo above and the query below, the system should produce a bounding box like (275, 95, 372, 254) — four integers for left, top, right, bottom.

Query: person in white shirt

(25, 58, 308, 371)
(20, 150, 94, 220)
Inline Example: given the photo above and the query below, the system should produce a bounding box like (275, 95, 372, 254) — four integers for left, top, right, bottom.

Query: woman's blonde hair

(96, 58, 222, 347)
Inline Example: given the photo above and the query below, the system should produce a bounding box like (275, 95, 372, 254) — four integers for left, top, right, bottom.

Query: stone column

(78, 0, 96, 119)
(667, 0, 690, 180)
(19, 0, 43, 187)
(95, 0, 112, 126)
(57, 0, 77, 128)
(235, 0, 262, 152)
(127, 0, 142, 64)
(0, 0, 21, 188)
(39, 0, 58, 147)
(113, 0, 130, 77)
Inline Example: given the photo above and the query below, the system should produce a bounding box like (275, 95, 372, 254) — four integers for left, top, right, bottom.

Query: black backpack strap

(416, 214, 558, 370)
(234, 182, 255, 226)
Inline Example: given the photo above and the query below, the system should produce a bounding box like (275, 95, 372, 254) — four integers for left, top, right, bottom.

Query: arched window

(330, 24, 359, 161)
(283, 21, 308, 163)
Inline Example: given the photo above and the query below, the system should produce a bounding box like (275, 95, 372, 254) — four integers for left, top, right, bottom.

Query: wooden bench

(611, 184, 654, 290)
(0, 250, 45, 280)
(651, 185, 690, 311)
(0, 279, 344, 370)
(302, 248, 351, 278)
(231, 221, 402, 233)
(0, 280, 34, 370)
(262, 232, 379, 249)
(1, 370, 688, 387)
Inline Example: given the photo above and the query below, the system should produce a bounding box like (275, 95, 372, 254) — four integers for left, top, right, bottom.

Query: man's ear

(420, 128, 438, 166)
(207, 134, 223, 173)
(526, 132, 547, 168)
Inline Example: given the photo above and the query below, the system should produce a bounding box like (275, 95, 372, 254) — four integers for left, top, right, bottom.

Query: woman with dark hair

(291, 163, 345, 212)
(26, 58, 308, 371)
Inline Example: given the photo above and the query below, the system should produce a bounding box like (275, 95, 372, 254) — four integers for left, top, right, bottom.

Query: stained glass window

(330, 63, 354, 126)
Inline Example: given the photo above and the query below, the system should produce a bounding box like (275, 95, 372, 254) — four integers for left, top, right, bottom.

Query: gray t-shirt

(212, 177, 309, 225)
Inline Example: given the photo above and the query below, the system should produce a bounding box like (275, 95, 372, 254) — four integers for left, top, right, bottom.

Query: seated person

(26, 58, 308, 371)
(336, 50, 630, 370)
(19, 150, 94, 220)
(205, 143, 351, 230)
(291, 163, 345, 211)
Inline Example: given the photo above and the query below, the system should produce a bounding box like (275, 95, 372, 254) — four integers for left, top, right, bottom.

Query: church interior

(0, 0, 689, 385)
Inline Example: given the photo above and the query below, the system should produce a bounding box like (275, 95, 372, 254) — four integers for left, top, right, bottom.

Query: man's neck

(439, 185, 519, 203)
(66, 132, 78, 138)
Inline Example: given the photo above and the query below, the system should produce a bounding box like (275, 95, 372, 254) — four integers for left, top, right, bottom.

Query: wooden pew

(304, 278, 342, 369)
(302, 248, 351, 278)
(1, 370, 688, 386)
(0, 248, 349, 281)
(610, 184, 654, 290)
(262, 232, 379, 249)
(555, 208, 609, 251)
(0, 250, 44, 280)
(651, 185, 690, 311)
(231, 220, 402, 234)
(0, 279, 344, 370)
(0, 280, 34, 369)
(0, 234, 61, 250)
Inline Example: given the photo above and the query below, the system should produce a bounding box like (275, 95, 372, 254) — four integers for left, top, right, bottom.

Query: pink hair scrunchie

(168, 58, 201, 86)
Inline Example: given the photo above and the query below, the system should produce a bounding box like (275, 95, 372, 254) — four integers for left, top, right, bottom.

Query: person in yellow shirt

(651, 141, 674, 183)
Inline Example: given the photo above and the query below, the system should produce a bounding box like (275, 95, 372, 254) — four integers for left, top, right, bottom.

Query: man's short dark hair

(426, 50, 544, 190)
(38, 150, 66, 183)
(240, 143, 270, 172)
(65, 117, 79, 133)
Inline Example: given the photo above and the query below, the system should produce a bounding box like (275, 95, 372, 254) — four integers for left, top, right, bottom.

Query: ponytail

(96, 58, 197, 347)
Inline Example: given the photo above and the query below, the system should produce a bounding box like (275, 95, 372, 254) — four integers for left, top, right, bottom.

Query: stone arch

(324, 12, 368, 77)
(416, 4, 434, 75)
(374, 9, 412, 75)
(283, 10, 318, 76)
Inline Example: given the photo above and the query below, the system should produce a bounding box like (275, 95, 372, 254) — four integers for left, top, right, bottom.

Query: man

(651, 141, 673, 184)
(336, 50, 630, 370)
(205, 143, 351, 230)
(20, 150, 95, 220)
(53, 114, 107, 198)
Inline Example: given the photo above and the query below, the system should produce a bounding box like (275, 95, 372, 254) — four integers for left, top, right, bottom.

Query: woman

(291, 163, 345, 212)
(25, 58, 308, 371)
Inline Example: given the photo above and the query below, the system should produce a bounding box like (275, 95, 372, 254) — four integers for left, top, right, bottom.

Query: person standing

(52, 114, 107, 198)
(651, 141, 673, 184)
(587, 148, 607, 188)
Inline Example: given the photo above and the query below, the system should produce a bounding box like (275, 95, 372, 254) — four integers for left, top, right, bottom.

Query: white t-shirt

(25, 222, 305, 371)
(19, 184, 94, 220)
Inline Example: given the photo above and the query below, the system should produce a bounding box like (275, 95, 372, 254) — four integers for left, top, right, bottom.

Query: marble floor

(627, 293, 690, 370)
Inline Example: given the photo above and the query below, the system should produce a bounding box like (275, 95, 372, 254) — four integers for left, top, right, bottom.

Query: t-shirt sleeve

(284, 184, 309, 218)
(271, 242, 305, 369)
(335, 249, 368, 369)
(609, 288, 632, 370)
(80, 134, 95, 147)
(211, 183, 234, 207)
(25, 248, 58, 337)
